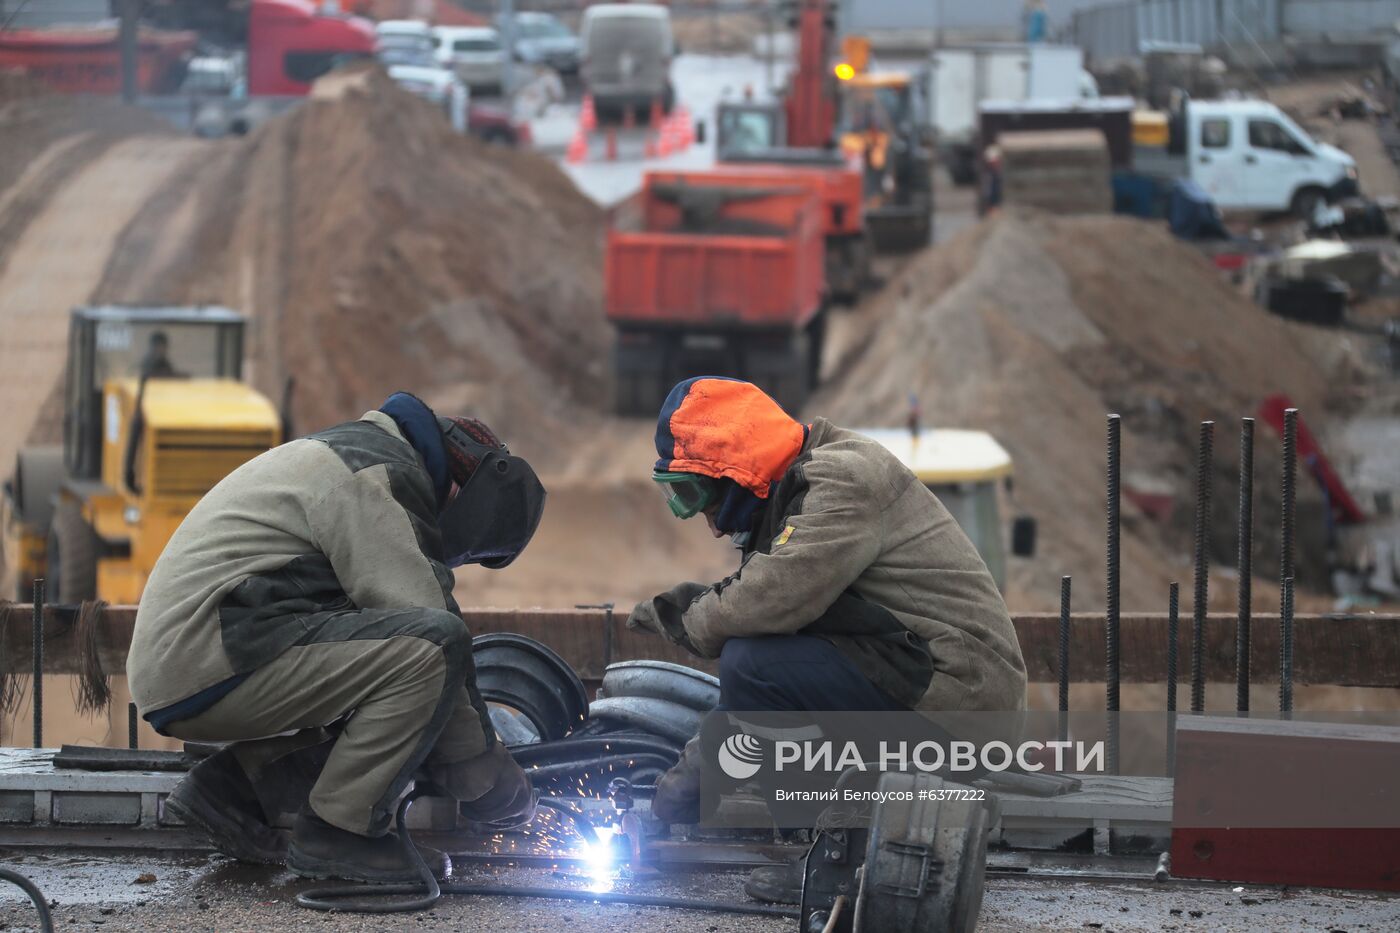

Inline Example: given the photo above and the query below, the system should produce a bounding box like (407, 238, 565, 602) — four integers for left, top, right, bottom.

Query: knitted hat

(441, 416, 505, 485)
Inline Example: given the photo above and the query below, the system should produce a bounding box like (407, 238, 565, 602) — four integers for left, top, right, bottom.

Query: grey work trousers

(167, 606, 495, 836)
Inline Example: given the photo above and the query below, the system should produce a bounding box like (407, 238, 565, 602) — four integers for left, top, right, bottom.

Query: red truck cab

(248, 0, 377, 97)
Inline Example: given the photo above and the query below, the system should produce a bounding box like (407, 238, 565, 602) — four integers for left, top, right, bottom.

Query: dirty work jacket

(128, 411, 472, 728)
(679, 418, 1027, 713)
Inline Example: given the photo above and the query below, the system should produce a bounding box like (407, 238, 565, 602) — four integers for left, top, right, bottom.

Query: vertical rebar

(1190, 421, 1214, 714)
(1166, 582, 1180, 775)
(1280, 408, 1297, 588)
(31, 578, 44, 749)
(1235, 418, 1255, 714)
(1058, 575, 1071, 744)
(1280, 576, 1295, 718)
(128, 702, 139, 750)
(1106, 414, 1121, 775)
(1279, 408, 1297, 721)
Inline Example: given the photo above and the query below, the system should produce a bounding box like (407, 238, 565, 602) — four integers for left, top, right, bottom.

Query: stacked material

(999, 129, 1113, 215)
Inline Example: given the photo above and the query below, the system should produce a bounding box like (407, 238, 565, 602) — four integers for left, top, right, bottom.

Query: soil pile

(96, 67, 610, 463)
(817, 211, 1345, 610)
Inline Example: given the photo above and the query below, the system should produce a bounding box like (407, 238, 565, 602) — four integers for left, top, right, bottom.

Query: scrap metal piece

(586, 696, 705, 745)
(52, 745, 188, 772)
(596, 660, 720, 712)
(472, 633, 589, 742)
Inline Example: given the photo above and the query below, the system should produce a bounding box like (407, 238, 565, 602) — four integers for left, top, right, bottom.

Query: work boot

(164, 748, 285, 865)
(286, 808, 448, 884)
(744, 854, 806, 904)
(650, 736, 703, 825)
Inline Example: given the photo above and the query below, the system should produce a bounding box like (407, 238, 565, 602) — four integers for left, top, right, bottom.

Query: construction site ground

(0, 849, 1397, 932)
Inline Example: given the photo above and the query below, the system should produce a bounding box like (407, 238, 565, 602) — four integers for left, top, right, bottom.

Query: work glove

(626, 582, 709, 655)
(449, 743, 538, 832)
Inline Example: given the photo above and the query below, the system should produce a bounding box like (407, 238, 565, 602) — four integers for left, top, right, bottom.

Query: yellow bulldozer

(2, 306, 281, 603)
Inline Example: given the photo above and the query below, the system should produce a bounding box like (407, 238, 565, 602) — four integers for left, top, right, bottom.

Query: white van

(1140, 99, 1358, 217)
(579, 3, 673, 120)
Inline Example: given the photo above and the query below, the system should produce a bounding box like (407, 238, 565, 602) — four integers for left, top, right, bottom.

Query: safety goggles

(653, 471, 720, 520)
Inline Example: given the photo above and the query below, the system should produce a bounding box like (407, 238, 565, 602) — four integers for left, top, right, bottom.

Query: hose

(0, 866, 54, 933)
(295, 791, 798, 919)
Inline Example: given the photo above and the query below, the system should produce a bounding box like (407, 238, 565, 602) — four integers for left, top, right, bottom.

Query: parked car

(579, 3, 673, 121)
(498, 11, 579, 75)
(432, 25, 506, 94)
(376, 23, 468, 133)
(1134, 99, 1358, 217)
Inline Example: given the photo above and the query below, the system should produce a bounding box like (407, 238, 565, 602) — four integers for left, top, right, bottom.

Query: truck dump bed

(605, 173, 825, 330)
(652, 163, 865, 238)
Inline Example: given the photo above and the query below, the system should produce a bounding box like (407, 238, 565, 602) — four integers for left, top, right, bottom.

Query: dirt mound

(96, 67, 609, 464)
(817, 211, 1344, 611)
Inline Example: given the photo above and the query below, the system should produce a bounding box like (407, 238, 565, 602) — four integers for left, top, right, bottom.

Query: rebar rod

(1058, 575, 1070, 744)
(1280, 576, 1295, 717)
(1105, 415, 1121, 775)
(31, 578, 43, 749)
(1190, 421, 1214, 714)
(1236, 417, 1254, 714)
(1167, 582, 1179, 775)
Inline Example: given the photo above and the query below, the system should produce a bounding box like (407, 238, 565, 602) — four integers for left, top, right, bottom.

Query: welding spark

(582, 823, 620, 894)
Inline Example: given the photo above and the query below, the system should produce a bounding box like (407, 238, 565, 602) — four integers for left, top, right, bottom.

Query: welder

(628, 377, 1026, 902)
(128, 392, 546, 883)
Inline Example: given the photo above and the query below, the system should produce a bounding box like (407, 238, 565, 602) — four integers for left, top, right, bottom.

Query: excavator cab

(716, 101, 787, 157)
(836, 72, 934, 252)
(3, 307, 280, 602)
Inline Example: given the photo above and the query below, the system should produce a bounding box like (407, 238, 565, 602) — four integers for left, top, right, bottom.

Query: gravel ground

(1, 850, 1397, 932)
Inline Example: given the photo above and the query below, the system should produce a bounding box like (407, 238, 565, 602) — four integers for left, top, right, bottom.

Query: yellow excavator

(2, 306, 281, 603)
(834, 38, 934, 251)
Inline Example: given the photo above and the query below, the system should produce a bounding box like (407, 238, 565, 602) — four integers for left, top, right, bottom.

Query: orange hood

(653, 377, 808, 498)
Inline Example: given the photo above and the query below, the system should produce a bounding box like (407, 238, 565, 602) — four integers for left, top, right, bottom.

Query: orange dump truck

(606, 171, 827, 416)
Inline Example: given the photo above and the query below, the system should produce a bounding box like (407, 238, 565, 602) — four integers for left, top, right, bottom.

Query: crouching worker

(628, 377, 1027, 901)
(128, 392, 546, 883)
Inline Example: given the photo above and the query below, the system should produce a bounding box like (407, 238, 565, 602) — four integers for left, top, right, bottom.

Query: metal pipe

(1106, 415, 1121, 775)
(1280, 576, 1295, 717)
(128, 702, 138, 750)
(1190, 421, 1214, 714)
(1058, 575, 1070, 744)
(1166, 582, 1179, 775)
(1236, 417, 1254, 714)
(31, 578, 43, 749)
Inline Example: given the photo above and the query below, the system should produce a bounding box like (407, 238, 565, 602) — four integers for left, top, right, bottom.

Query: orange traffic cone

(648, 98, 664, 134)
(580, 94, 597, 133)
(566, 126, 588, 164)
(605, 126, 618, 161)
(676, 105, 694, 149)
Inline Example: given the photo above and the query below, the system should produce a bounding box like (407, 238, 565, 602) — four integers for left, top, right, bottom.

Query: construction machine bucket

(867, 205, 932, 253)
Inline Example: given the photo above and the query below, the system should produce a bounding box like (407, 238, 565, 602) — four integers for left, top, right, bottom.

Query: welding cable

(821, 894, 848, 933)
(0, 866, 54, 933)
(295, 791, 798, 918)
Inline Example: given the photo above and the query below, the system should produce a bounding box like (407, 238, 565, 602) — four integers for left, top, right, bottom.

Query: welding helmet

(436, 417, 546, 569)
(653, 470, 721, 520)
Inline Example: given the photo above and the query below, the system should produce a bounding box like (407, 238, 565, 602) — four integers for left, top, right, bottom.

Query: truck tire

(758, 332, 810, 414)
(1291, 186, 1326, 223)
(47, 498, 98, 604)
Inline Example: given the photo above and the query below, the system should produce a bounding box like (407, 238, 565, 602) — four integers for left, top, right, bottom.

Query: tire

(48, 498, 98, 603)
(1291, 186, 1326, 223)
